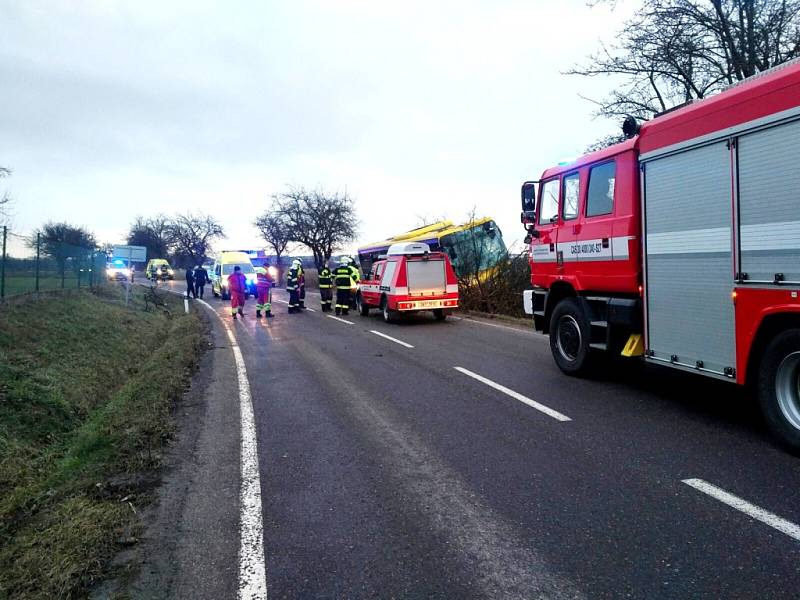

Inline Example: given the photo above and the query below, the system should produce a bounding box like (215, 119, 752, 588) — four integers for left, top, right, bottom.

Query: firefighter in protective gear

(334, 256, 354, 316)
(293, 258, 306, 310)
(254, 266, 274, 319)
(227, 265, 248, 319)
(346, 256, 360, 310)
(287, 262, 300, 313)
(318, 261, 333, 312)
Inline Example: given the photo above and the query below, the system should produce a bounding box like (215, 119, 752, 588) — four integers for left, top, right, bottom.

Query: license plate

(416, 300, 442, 308)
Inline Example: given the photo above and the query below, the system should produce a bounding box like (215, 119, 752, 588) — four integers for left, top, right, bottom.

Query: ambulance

(356, 242, 459, 323)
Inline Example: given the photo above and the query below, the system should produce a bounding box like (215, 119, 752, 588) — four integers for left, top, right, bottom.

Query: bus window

(441, 221, 507, 278)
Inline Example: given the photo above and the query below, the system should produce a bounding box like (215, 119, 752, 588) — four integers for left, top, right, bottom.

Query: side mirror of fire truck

(520, 181, 537, 225)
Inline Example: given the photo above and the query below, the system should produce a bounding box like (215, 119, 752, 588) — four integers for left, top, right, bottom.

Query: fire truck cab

(356, 242, 459, 323)
(522, 60, 800, 450)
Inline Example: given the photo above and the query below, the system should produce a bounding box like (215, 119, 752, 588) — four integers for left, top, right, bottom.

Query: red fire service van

(521, 59, 800, 450)
(356, 242, 459, 323)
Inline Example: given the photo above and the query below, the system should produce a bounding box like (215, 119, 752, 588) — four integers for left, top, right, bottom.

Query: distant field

(1, 273, 96, 297)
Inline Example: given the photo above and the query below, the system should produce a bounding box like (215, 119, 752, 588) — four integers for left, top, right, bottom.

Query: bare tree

(168, 213, 224, 269)
(570, 1, 800, 123)
(127, 214, 173, 260)
(254, 211, 294, 277)
(0, 167, 11, 225)
(32, 221, 97, 281)
(271, 186, 358, 269)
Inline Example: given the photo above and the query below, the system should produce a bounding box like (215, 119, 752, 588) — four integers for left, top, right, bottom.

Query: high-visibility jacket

(287, 268, 299, 291)
(319, 267, 332, 289)
(334, 265, 352, 288)
(347, 265, 360, 287)
(256, 271, 272, 291)
(227, 272, 247, 293)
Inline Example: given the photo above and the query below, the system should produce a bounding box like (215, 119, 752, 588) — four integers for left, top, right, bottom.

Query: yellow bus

(357, 217, 507, 279)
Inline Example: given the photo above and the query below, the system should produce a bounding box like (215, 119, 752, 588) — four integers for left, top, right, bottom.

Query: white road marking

(682, 478, 800, 542)
(454, 367, 571, 422)
(461, 317, 546, 339)
(305, 307, 316, 312)
(370, 330, 414, 348)
(272, 298, 288, 304)
(327, 315, 355, 325)
(196, 298, 267, 598)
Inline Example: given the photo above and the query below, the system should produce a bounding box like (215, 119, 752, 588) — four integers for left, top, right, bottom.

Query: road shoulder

(97, 303, 242, 599)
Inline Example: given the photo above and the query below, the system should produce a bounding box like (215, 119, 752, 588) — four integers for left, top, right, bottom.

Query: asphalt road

(147, 282, 800, 599)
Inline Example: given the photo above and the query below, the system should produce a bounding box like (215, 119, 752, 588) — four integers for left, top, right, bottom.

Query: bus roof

(358, 217, 496, 253)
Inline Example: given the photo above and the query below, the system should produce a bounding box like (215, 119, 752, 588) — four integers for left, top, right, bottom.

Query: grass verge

(0, 284, 204, 598)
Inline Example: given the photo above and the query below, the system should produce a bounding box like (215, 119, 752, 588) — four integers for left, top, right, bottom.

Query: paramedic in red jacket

(227, 265, 248, 319)
(254, 266, 274, 319)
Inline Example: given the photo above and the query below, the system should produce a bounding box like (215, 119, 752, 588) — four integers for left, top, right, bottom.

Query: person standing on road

(318, 261, 333, 312)
(346, 256, 360, 310)
(227, 265, 247, 319)
(254, 266, 274, 319)
(334, 257, 353, 316)
(287, 262, 300, 314)
(193, 265, 209, 299)
(185, 267, 196, 299)
(293, 258, 306, 310)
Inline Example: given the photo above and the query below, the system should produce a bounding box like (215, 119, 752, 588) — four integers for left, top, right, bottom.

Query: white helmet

(339, 256, 349, 265)
(292, 258, 301, 267)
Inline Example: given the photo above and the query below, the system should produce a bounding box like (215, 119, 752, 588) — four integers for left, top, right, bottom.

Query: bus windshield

(440, 222, 507, 278)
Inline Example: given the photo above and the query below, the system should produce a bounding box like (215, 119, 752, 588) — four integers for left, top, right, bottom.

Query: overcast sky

(1, 0, 635, 257)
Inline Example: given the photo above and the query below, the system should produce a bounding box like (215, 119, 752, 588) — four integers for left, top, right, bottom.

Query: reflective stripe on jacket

(334, 266, 352, 287)
(318, 268, 332, 288)
(286, 268, 299, 291)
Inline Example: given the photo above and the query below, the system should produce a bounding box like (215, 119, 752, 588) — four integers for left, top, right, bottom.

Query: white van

(210, 251, 256, 299)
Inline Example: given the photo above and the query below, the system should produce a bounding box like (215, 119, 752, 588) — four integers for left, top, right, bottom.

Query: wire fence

(0, 226, 108, 300)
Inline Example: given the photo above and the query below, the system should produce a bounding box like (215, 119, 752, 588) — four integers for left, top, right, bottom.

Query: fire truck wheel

(433, 309, 446, 321)
(758, 329, 800, 452)
(549, 298, 592, 376)
(357, 294, 370, 316)
(381, 297, 396, 323)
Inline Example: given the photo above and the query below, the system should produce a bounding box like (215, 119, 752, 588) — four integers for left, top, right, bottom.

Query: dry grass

(0, 285, 203, 599)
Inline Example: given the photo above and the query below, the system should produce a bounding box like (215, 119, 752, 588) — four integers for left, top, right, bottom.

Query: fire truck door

(557, 172, 582, 279)
(643, 140, 736, 376)
(531, 177, 561, 285)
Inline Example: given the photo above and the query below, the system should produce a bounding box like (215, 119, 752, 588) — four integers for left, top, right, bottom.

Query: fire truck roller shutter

(737, 117, 800, 285)
(643, 140, 736, 377)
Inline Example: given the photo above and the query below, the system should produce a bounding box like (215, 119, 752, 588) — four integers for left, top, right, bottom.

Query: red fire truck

(356, 242, 459, 323)
(521, 60, 800, 450)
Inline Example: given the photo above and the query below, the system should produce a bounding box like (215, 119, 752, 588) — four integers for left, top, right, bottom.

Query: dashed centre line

(370, 330, 414, 348)
(454, 367, 572, 422)
(327, 315, 355, 325)
(682, 478, 800, 542)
